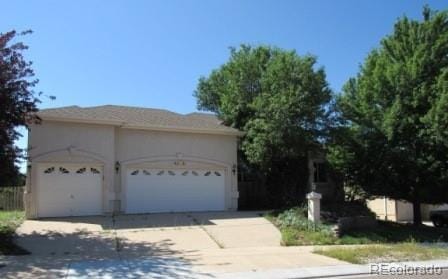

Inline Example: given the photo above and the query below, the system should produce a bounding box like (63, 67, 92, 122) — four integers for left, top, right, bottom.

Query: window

(214, 171, 221, 176)
(168, 170, 175, 176)
(143, 170, 151, 175)
(44, 167, 55, 174)
(131, 170, 139, 175)
(59, 167, 70, 174)
(313, 162, 327, 183)
(182, 171, 188, 176)
(157, 170, 165, 176)
(91, 167, 100, 174)
(192, 171, 199, 176)
(204, 171, 211, 176)
(76, 167, 86, 174)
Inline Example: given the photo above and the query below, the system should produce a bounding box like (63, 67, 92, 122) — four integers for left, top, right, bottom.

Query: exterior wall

(307, 151, 338, 201)
(26, 120, 238, 218)
(395, 200, 413, 221)
(367, 198, 398, 221)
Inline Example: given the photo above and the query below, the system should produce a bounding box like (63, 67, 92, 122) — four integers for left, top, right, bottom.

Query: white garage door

(126, 168, 225, 213)
(37, 164, 103, 217)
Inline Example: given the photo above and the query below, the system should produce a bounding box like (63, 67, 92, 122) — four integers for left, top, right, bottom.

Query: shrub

(275, 206, 334, 235)
(320, 201, 376, 224)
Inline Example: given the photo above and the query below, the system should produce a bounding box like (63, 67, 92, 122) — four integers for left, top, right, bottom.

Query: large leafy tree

(196, 45, 331, 168)
(328, 7, 448, 225)
(195, 45, 332, 205)
(0, 30, 40, 185)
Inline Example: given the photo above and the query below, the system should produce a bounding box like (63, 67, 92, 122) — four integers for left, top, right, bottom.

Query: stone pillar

(307, 191, 322, 223)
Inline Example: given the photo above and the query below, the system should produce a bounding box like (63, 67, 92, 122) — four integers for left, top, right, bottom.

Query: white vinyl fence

(0, 186, 24, 211)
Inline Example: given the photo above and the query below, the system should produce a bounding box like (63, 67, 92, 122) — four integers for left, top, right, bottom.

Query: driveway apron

(0, 211, 346, 278)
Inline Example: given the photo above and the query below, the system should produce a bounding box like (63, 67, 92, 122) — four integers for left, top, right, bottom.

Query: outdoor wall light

(115, 161, 120, 174)
(232, 164, 237, 175)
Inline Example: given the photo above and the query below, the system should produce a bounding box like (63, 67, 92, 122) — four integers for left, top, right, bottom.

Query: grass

(268, 207, 448, 264)
(0, 211, 29, 255)
(266, 207, 448, 246)
(342, 221, 448, 243)
(314, 242, 448, 264)
(281, 227, 337, 245)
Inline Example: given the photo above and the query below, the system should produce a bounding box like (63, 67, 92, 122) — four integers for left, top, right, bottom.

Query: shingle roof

(37, 105, 242, 136)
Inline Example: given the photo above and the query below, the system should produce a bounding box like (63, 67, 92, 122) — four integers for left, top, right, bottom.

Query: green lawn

(314, 242, 448, 264)
(267, 207, 448, 263)
(266, 208, 448, 246)
(341, 221, 448, 243)
(280, 221, 448, 246)
(0, 211, 29, 255)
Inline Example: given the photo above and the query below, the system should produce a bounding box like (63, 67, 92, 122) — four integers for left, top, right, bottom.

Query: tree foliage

(196, 45, 332, 169)
(0, 30, 40, 185)
(328, 7, 448, 224)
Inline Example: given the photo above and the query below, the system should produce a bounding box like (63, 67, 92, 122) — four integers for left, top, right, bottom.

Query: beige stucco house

(25, 105, 243, 218)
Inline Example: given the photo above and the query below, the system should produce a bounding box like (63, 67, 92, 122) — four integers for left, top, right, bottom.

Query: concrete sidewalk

(0, 246, 346, 278)
(214, 260, 448, 279)
(2, 256, 446, 279)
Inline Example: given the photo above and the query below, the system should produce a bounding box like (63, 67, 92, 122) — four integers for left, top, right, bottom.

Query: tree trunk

(412, 200, 422, 226)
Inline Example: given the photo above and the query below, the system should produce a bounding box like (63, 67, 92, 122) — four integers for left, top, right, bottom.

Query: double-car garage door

(36, 163, 226, 217)
(125, 168, 225, 213)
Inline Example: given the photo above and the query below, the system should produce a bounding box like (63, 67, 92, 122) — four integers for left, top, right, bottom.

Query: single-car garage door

(36, 163, 103, 217)
(126, 168, 225, 213)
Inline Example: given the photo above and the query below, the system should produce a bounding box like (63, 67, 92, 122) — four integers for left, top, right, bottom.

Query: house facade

(25, 105, 242, 218)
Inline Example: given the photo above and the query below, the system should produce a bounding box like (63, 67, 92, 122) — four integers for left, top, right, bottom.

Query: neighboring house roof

(37, 105, 243, 136)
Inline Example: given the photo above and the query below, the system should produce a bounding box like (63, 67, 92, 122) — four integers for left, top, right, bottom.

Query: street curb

(210, 260, 448, 279)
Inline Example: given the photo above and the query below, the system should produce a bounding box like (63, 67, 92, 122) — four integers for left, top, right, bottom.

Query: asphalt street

(332, 272, 448, 279)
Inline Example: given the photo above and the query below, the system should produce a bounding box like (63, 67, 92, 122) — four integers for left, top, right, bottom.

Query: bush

(275, 206, 307, 228)
(275, 206, 334, 234)
(320, 201, 376, 224)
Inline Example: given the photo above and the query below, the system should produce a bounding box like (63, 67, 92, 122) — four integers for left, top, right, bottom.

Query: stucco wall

(29, 122, 115, 161)
(116, 128, 236, 164)
(395, 200, 414, 221)
(367, 198, 398, 221)
(26, 120, 238, 218)
(307, 151, 338, 201)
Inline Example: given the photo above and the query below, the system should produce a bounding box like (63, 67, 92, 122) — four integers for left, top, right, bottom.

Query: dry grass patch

(314, 243, 448, 264)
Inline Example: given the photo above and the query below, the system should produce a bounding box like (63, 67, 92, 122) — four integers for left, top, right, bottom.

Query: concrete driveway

(0, 211, 345, 278)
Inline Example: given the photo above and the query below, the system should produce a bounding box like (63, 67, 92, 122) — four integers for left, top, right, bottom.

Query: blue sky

(2, 0, 446, 172)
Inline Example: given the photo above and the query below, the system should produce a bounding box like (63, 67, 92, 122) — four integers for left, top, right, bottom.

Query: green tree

(0, 30, 41, 185)
(328, 7, 448, 225)
(195, 45, 332, 206)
